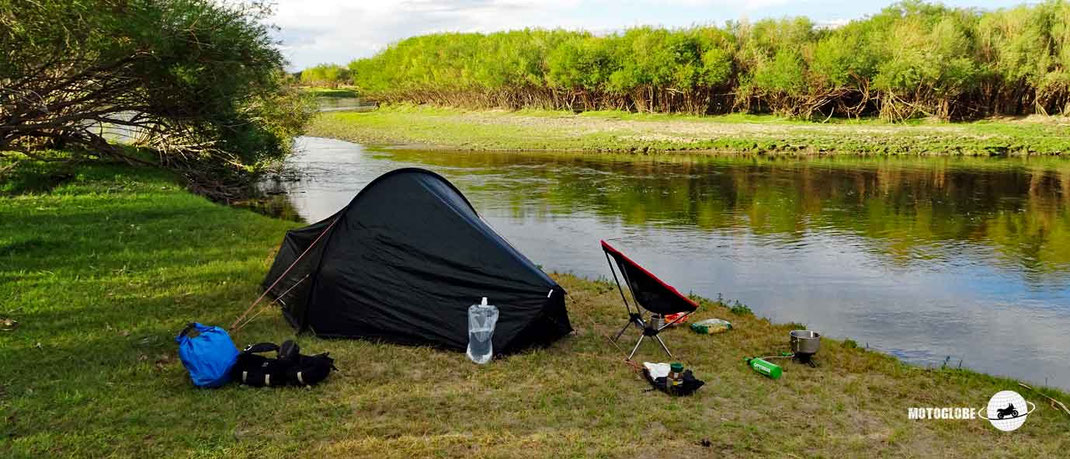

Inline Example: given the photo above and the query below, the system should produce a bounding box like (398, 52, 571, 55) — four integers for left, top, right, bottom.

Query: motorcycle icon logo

(979, 390, 1035, 432)
(995, 403, 1018, 420)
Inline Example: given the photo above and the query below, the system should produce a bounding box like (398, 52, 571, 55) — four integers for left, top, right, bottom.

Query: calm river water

(268, 136, 1070, 389)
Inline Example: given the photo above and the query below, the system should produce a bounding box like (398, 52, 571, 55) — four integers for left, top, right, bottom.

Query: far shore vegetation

(2, 158, 1068, 456)
(308, 104, 1070, 155)
(300, 0, 1070, 157)
(340, 1, 1070, 122)
(297, 63, 352, 89)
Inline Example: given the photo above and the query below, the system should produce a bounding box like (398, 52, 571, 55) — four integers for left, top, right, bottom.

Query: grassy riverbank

(2, 159, 1069, 457)
(308, 104, 1070, 155)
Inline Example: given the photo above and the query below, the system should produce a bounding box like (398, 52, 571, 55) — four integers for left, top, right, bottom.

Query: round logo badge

(979, 390, 1034, 432)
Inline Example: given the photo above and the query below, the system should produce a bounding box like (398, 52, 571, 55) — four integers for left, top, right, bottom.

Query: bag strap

(178, 322, 198, 338)
(175, 322, 207, 343)
(279, 340, 300, 362)
(243, 342, 279, 354)
(177, 322, 217, 337)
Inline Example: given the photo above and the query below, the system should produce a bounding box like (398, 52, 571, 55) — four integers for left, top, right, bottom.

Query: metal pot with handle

(790, 330, 821, 356)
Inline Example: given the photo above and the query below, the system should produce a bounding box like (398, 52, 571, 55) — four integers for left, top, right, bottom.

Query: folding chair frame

(603, 250, 693, 360)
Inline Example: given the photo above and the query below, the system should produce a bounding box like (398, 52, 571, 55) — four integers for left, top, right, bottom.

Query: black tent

(261, 168, 572, 354)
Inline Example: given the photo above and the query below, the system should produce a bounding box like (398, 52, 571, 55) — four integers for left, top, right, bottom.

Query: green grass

(307, 104, 1070, 155)
(2, 160, 1069, 456)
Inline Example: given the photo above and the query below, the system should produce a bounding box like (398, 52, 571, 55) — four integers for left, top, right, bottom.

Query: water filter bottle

(466, 297, 499, 364)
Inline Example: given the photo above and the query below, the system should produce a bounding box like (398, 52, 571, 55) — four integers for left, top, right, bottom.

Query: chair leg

(653, 334, 673, 358)
(612, 319, 633, 342)
(627, 333, 646, 360)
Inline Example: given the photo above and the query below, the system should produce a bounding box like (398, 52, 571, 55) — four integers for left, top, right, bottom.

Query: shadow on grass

(0, 161, 75, 196)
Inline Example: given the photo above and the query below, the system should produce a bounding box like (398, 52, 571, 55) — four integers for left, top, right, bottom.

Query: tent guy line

(230, 218, 339, 331)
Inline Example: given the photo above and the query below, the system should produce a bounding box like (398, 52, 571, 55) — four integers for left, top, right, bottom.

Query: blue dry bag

(175, 323, 239, 388)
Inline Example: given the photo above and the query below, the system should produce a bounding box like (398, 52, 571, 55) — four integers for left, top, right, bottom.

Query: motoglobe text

(908, 407, 977, 420)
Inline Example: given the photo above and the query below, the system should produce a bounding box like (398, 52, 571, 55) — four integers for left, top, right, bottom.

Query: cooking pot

(790, 330, 821, 356)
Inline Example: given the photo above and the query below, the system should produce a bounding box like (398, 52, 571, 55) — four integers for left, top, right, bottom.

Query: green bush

(347, 0, 1070, 120)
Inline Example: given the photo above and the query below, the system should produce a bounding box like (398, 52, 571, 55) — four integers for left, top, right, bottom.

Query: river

(265, 136, 1070, 390)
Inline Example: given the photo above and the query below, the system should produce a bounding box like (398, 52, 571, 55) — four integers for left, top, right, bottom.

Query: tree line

(345, 0, 1070, 120)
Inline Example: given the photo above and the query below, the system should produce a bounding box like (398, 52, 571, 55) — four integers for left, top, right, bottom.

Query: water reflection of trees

(391, 150, 1070, 276)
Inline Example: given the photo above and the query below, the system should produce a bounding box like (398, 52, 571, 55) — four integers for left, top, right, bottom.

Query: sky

(269, 0, 1040, 70)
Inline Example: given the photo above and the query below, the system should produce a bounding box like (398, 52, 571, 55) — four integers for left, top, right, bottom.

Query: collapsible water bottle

(467, 297, 499, 364)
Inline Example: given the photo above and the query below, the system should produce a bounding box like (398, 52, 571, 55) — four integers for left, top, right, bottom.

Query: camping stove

(790, 330, 820, 366)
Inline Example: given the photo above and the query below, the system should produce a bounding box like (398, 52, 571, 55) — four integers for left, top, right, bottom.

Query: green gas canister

(746, 357, 782, 379)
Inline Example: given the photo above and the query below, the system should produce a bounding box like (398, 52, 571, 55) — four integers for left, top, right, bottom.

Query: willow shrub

(349, 0, 1070, 120)
(1, 0, 313, 199)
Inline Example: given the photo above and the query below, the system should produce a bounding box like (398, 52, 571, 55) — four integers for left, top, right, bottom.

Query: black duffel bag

(287, 352, 336, 387)
(232, 342, 290, 387)
(231, 340, 336, 388)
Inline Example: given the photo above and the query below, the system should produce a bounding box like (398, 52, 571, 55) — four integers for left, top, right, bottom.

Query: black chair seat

(601, 240, 698, 359)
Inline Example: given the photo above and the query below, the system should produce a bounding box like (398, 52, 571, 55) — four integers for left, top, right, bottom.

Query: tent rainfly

(262, 168, 572, 354)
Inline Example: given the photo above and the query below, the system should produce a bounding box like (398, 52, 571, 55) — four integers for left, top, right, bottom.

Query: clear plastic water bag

(467, 297, 499, 364)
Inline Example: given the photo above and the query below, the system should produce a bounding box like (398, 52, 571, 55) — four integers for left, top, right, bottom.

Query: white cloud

(269, 0, 596, 68)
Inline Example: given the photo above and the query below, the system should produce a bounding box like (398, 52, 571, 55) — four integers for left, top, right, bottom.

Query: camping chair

(601, 240, 699, 360)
